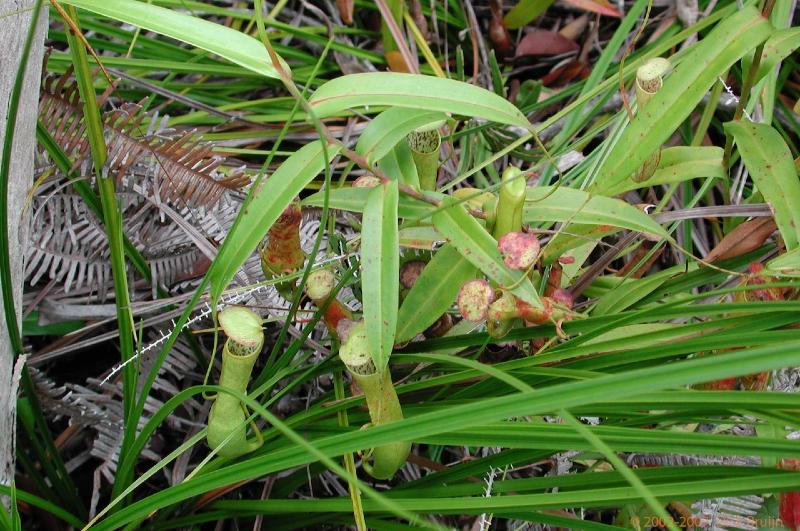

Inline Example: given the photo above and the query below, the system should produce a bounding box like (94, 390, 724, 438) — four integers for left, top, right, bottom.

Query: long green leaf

(377, 143, 420, 189)
(725, 121, 800, 250)
(423, 423, 800, 457)
(524, 187, 667, 238)
(211, 471, 800, 514)
(208, 141, 340, 303)
(503, 0, 554, 29)
(356, 108, 447, 165)
(309, 73, 530, 128)
(302, 187, 435, 218)
(432, 199, 542, 308)
(606, 146, 725, 195)
(751, 27, 800, 84)
(361, 180, 400, 372)
(90, 338, 800, 529)
(768, 247, 800, 277)
(60, 0, 289, 78)
(593, 272, 672, 316)
(592, 7, 772, 193)
(396, 245, 476, 343)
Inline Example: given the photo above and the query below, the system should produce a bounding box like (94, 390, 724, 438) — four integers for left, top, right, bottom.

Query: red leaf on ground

(515, 30, 579, 57)
(540, 60, 590, 87)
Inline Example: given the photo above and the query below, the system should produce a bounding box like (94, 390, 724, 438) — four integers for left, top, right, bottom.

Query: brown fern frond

(39, 72, 248, 209)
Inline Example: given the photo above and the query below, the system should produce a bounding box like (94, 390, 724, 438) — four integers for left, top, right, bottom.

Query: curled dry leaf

(541, 60, 590, 87)
(424, 313, 453, 338)
(704, 217, 777, 263)
(336, 0, 354, 25)
(498, 231, 540, 270)
(457, 279, 495, 322)
(559, 14, 589, 42)
(515, 30, 579, 58)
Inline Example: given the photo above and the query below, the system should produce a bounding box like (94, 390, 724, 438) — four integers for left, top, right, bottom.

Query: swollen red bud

(498, 232, 540, 270)
(458, 279, 495, 322)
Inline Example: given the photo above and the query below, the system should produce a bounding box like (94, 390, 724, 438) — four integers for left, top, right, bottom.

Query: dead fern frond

(39, 72, 249, 209)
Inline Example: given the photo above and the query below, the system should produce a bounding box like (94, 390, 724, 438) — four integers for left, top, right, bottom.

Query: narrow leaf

(503, 0, 554, 29)
(396, 245, 476, 343)
(362, 180, 400, 372)
(309, 73, 530, 128)
(356, 107, 447, 165)
(209, 141, 340, 303)
(562, 0, 620, 17)
(752, 27, 800, 84)
(302, 186, 434, 218)
(606, 146, 725, 195)
(378, 143, 420, 189)
(432, 200, 542, 308)
(725, 121, 800, 250)
(60, 0, 289, 79)
(524, 186, 668, 238)
(768, 247, 800, 277)
(592, 7, 771, 193)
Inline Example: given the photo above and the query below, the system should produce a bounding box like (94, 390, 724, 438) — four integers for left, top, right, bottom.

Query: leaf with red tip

(562, 0, 621, 17)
